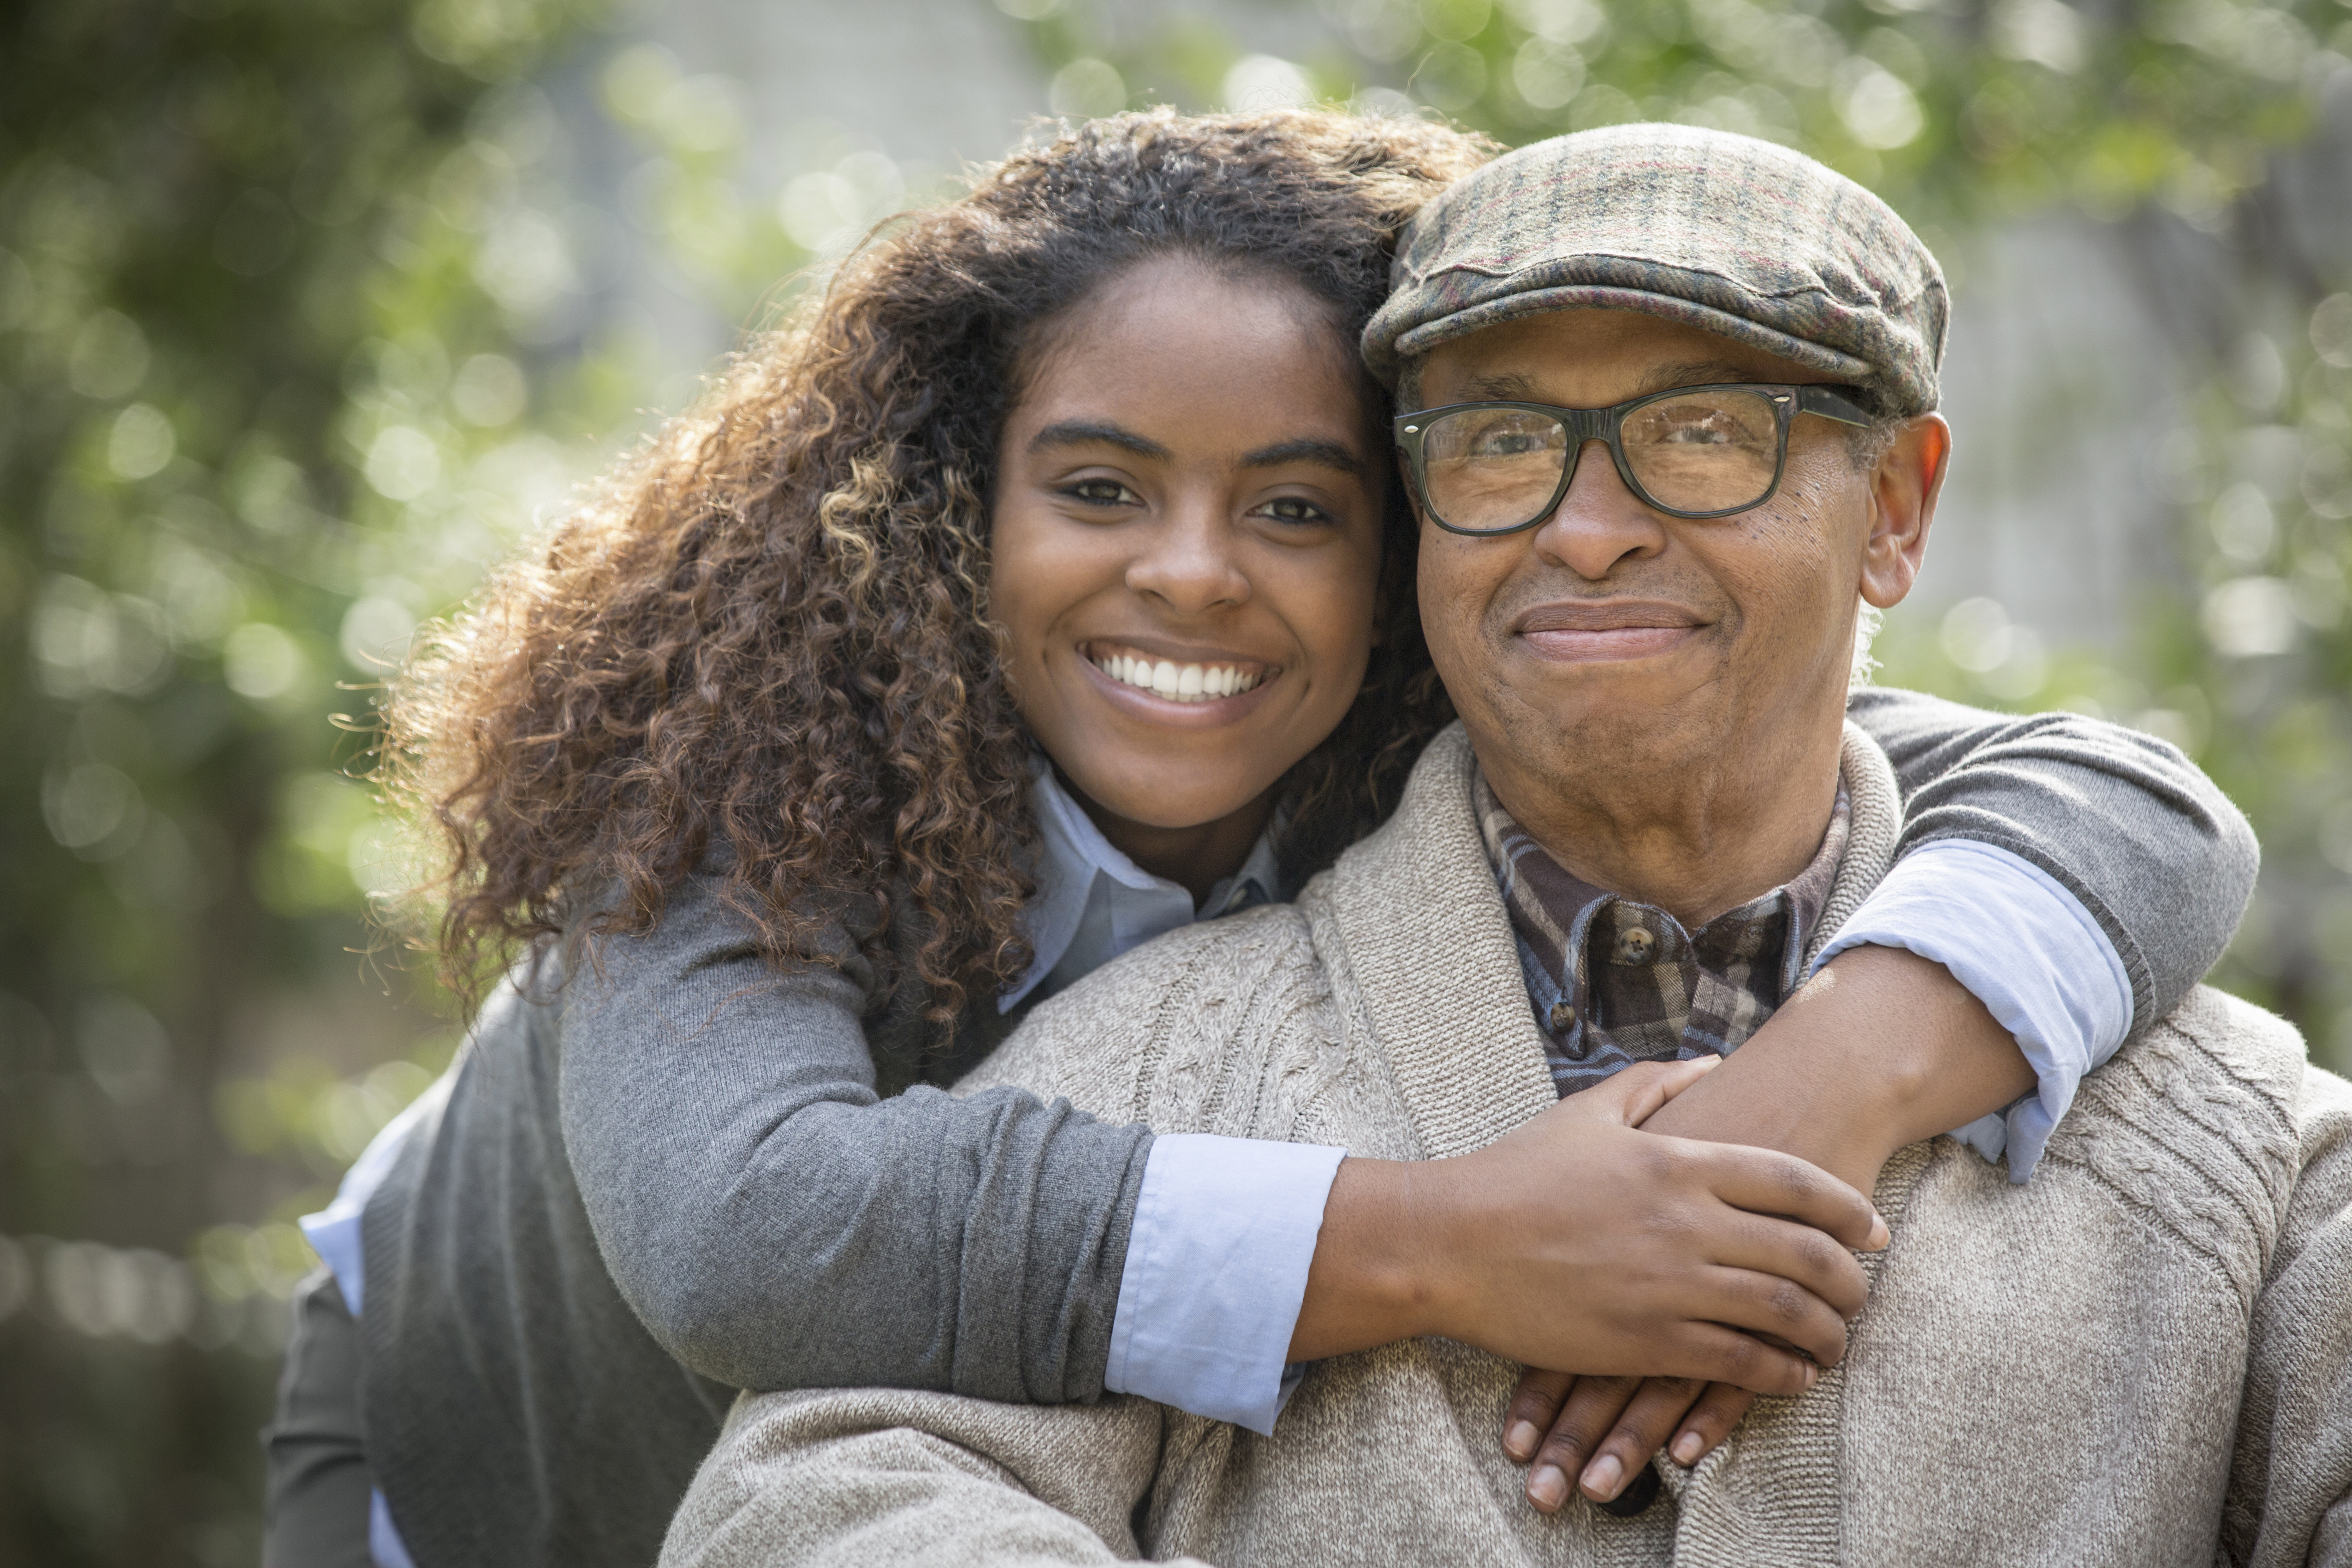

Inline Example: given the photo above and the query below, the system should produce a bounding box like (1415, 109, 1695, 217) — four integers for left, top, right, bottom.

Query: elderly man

(659, 126, 2352, 1566)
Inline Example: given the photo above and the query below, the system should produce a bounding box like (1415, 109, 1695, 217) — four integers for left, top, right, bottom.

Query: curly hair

(381, 107, 1496, 1030)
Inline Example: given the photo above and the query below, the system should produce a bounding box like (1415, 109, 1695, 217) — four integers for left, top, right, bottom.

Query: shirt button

(1548, 1001, 1576, 1033)
(1614, 927, 1657, 964)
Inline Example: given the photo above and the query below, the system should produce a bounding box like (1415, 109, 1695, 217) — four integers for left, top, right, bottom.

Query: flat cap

(1363, 122, 1948, 416)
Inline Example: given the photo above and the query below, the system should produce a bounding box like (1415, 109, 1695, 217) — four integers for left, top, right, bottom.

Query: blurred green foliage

(0, 0, 616, 1560)
(4, 0, 2350, 1562)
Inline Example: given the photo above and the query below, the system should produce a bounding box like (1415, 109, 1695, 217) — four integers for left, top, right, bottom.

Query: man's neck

(1474, 719, 1846, 929)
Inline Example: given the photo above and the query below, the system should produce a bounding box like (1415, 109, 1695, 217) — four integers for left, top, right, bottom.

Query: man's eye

(1063, 478, 1140, 506)
(1257, 496, 1334, 527)
(1657, 417, 1736, 445)
(1472, 433, 1544, 457)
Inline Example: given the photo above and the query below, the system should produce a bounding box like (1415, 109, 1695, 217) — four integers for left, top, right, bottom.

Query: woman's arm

(1848, 684, 2258, 1036)
(1642, 687, 2259, 1189)
(564, 870, 1871, 1425)
(1498, 687, 2260, 1511)
(557, 870, 1152, 1402)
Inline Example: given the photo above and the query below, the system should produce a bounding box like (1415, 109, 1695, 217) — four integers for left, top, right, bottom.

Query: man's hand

(1289, 1057, 1888, 1394)
(1503, 945, 2037, 1511)
(1503, 1370, 1752, 1510)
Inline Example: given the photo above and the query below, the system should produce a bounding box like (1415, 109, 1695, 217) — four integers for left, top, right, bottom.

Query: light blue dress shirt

(299, 1081, 444, 1568)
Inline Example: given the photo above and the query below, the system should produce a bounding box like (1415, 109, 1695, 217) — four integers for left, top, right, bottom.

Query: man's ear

(1857, 413, 1949, 611)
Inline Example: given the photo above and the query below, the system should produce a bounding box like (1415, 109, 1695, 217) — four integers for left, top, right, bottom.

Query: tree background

(3, 0, 2347, 1560)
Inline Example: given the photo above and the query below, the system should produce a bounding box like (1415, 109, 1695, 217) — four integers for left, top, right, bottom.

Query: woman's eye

(1256, 496, 1334, 527)
(1062, 478, 1140, 507)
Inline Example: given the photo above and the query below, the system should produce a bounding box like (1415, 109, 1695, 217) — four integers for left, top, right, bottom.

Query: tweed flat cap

(1363, 123, 1948, 416)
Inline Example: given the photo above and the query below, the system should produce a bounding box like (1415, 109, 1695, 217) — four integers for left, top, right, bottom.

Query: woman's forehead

(1009, 261, 1374, 460)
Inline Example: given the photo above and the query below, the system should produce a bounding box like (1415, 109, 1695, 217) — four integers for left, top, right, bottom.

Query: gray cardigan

(357, 689, 2259, 1568)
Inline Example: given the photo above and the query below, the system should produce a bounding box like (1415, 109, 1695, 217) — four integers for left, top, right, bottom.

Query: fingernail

(1802, 1362, 1819, 1388)
(1506, 1420, 1540, 1458)
(1581, 1454, 1622, 1497)
(1673, 1431, 1704, 1466)
(1528, 1465, 1568, 1510)
(1867, 1211, 1890, 1249)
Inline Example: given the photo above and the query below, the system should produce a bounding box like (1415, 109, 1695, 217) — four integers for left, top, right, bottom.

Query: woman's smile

(1080, 639, 1275, 707)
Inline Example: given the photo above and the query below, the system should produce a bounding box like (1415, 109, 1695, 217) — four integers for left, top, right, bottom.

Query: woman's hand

(1288, 1058, 1887, 1393)
(1503, 945, 2037, 1512)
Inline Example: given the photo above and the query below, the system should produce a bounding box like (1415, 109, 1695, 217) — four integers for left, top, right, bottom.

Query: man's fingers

(1524, 1375, 1638, 1514)
(1505, 1368, 1573, 1461)
(1579, 1377, 1706, 1502)
(1668, 1383, 1756, 1467)
(1692, 1141, 1887, 1252)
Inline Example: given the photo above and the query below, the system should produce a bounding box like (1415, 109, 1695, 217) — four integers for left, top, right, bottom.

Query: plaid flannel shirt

(1473, 770, 1851, 1098)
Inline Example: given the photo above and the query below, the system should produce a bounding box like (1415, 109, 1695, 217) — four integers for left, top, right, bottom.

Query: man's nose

(1529, 438, 1667, 581)
(1124, 499, 1252, 614)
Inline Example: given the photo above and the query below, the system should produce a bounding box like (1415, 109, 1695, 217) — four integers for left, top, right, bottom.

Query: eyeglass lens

(1419, 389, 1784, 531)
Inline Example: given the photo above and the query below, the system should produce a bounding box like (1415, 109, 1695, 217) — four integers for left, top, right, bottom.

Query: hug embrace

(262, 110, 2352, 1568)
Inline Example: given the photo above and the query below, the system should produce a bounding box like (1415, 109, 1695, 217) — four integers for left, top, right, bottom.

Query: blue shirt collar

(1003, 756, 1286, 1011)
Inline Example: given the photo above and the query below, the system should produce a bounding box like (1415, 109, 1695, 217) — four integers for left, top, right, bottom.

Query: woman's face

(991, 255, 1385, 845)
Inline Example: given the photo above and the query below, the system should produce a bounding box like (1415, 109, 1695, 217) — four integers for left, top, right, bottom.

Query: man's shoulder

(2067, 984, 2305, 1136)
(2037, 985, 2311, 1295)
(956, 903, 1330, 1127)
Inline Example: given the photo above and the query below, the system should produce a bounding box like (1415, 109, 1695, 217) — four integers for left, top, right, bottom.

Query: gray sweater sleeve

(557, 873, 1150, 1402)
(1847, 686, 2259, 1037)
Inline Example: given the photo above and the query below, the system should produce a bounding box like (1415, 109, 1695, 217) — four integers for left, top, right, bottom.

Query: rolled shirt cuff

(369, 1491, 418, 1568)
(1810, 838, 2132, 1183)
(1105, 1133, 1345, 1435)
(296, 1079, 442, 1318)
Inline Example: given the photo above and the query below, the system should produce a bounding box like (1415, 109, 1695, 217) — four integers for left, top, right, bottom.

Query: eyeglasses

(1394, 383, 1875, 535)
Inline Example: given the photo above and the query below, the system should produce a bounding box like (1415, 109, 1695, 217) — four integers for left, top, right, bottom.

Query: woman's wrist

(1641, 944, 2033, 1195)
(1288, 1156, 1456, 1362)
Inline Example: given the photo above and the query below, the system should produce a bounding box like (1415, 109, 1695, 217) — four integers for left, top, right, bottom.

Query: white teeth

(1089, 650, 1267, 704)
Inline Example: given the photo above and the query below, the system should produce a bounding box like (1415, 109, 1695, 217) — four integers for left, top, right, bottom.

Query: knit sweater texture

(663, 723, 2352, 1568)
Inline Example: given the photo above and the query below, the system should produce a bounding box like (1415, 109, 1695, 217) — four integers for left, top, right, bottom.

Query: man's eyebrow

(1240, 437, 1365, 476)
(1026, 420, 1172, 461)
(1632, 360, 1769, 397)
(1456, 362, 1778, 407)
(1462, 371, 1540, 401)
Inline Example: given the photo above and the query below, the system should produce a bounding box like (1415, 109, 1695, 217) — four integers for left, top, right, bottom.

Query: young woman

(262, 109, 2256, 1566)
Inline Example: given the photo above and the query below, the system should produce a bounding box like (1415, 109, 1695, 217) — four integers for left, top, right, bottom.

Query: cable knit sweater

(661, 724, 2352, 1568)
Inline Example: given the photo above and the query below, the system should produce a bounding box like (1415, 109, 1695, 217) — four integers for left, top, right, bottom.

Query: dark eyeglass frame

(1393, 382, 1877, 535)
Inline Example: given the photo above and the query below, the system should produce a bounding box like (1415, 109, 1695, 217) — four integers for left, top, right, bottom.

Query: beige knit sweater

(661, 725, 2352, 1568)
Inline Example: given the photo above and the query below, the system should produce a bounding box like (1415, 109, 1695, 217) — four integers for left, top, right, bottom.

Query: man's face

(1410, 307, 1934, 827)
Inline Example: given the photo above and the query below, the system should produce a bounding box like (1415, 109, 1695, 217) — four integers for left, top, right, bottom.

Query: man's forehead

(1424, 309, 1827, 398)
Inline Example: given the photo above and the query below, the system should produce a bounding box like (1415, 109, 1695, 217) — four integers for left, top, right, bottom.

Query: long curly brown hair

(381, 108, 1494, 1028)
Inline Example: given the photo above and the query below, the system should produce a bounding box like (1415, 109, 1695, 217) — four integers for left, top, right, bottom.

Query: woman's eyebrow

(1026, 420, 1170, 460)
(1240, 437, 1364, 475)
